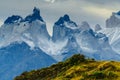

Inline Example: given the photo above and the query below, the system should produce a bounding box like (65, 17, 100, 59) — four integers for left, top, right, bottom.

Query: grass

(14, 54, 120, 80)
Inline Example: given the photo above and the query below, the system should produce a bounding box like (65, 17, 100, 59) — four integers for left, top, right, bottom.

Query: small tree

(68, 54, 86, 66)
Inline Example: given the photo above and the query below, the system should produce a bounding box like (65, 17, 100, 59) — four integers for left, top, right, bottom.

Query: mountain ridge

(1, 7, 120, 61)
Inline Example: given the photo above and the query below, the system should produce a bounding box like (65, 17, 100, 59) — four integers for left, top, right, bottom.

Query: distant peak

(112, 11, 120, 16)
(117, 11, 120, 15)
(80, 21, 91, 31)
(81, 21, 88, 24)
(55, 14, 70, 25)
(95, 24, 102, 31)
(81, 21, 90, 27)
(63, 14, 70, 21)
(4, 15, 23, 24)
(25, 7, 44, 23)
(33, 7, 40, 16)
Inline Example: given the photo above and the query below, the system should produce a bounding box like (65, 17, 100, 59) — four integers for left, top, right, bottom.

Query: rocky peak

(63, 14, 70, 21)
(25, 7, 44, 23)
(106, 11, 120, 28)
(55, 14, 70, 25)
(95, 24, 102, 31)
(80, 21, 90, 31)
(4, 15, 23, 24)
(117, 11, 120, 15)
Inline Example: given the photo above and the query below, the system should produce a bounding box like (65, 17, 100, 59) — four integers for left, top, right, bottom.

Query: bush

(66, 54, 86, 66)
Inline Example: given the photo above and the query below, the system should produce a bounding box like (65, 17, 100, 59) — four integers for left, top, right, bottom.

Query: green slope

(14, 54, 120, 80)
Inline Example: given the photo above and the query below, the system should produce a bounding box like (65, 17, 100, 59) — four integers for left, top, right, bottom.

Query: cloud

(83, 6, 115, 18)
(44, 0, 55, 3)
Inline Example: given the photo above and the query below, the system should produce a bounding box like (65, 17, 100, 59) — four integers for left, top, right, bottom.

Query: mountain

(1, 8, 119, 62)
(1, 8, 120, 61)
(1, 7, 120, 80)
(0, 7, 50, 49)
(100, 11, 120, 54)
(14, 54, 120, 80)
(51, 14, 81, 60)
(0, 42, 56, 80)
(52, 14, 78, 42)
(94, 24, 102, 31)
(51, 15, 120, 61)
(0, 7, 55, 80)
(106, 11, 120, 28)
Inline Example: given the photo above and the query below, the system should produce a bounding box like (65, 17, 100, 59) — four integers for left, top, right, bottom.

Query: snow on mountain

(75, 23, 120, 60)
(101, 28, 120, 54)
(0, 7, 56, 80)
(0, 42, 56, 80)
(52, 14, 78, 42)
(1, 8, 120, 61)
(106, 11, 120, 28)
(51, 15, 120, 61)
(100, 11, 120, 54)
(60, 36, 81, 61)
(94, 24, 102, 31)
(2, 9, 118, 61)
(51, 14, 82, 60)
(1, 7, 120, 80)
(0, 7, 50, 51)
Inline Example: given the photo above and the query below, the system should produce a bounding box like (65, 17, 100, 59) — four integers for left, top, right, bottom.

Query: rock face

(101, 11, 120, 54)
(0, 7, 50, 49)
(51, 15, 120, 61)
(0, 7, 53, 80)
(4, 15, 23, 24)
(1, 8, 120, 61)
(25, 7, 44, 22)
(95, 24, 102, 31)
(52, 14, 78, 42)
(106, 11, 120, 28)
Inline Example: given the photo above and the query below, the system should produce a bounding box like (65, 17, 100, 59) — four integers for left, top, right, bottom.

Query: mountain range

(0, 7, 120, 80)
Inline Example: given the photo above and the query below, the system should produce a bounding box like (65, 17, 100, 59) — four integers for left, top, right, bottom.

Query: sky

(0, 0, 120, 35)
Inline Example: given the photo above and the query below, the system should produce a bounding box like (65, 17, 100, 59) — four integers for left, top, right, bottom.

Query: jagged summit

(33, 7, 40, 15)
(63, 14, 70, 21)
(55, 14, 70, 25)
(80, 21, 91, 31)
(4, 7, 44, 24)
(52, 14, 78, 42)
(117, 11, 120, 15)
(95, 24, 102, 31)
(106, 11, 120, 28)
(25, 7, 44, 22)
(4, 15, 23, 24)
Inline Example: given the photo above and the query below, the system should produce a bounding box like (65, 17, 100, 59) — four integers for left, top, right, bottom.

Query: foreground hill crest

(14, 54, 120, 80)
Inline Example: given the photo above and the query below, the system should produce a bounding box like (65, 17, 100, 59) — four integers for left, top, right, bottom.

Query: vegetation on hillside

(14, 54, 120, 80)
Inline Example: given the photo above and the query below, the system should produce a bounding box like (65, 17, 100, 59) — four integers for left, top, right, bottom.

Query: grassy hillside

(14, 54, 120, 80)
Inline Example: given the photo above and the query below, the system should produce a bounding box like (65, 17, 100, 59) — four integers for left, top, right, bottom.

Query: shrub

(66, 54, 86, 66)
